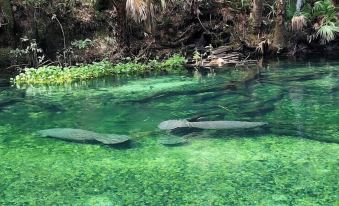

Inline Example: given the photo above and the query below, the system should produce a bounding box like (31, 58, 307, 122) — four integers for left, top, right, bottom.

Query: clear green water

(0, 61, 338, 205)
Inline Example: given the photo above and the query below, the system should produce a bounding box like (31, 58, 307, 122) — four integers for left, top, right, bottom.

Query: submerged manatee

(157, 119, 268, 145)
(37, 128, 130, 145)
(158, 119, 268, 130)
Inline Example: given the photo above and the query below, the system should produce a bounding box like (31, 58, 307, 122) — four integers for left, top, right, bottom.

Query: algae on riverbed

(0, 133, 338, 205)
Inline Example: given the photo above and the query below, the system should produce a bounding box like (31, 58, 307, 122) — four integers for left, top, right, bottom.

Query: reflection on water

(0, 60, 338, 205)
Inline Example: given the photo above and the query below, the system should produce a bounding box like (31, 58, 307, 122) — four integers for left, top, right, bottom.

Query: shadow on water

(102, 141, 135, 150)
(36, 134, 135, 149)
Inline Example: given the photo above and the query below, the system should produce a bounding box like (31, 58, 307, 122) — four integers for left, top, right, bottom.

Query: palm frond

(316, 23, 339, 44)
(160, 0, 166, 10)
(291, 15, 307, 31)
(126, 0, 148, 22)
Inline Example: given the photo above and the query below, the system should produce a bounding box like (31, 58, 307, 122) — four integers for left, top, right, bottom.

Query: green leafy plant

(12, 55, 187, 85)
(315, 23, 339, 43)
(10, 37, 45, 68)
(23, 0, 47, 8)
(161, 54, 186, 72)
(288, 0, 338, 44)
(71, 39, 93, 50)
(193, 49, 202, 67)
(310, 0, 338, 44)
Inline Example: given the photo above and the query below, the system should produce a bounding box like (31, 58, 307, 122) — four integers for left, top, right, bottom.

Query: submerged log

(186, 45, 258, 69)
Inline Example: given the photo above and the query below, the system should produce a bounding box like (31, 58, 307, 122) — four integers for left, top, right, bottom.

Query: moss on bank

(12, 55, 186, 85)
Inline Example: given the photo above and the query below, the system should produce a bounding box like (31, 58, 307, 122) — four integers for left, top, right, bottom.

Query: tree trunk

(273, 0, 287, 49)
(144, 0, 154, 34)
(115, 0, 130, 48)
(94, 0, 130, 49)
(251, 0, 263, 35)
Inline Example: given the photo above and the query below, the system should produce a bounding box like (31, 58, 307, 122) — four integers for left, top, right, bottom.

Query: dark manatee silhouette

(157, 119, 268, 145)
(37, 128, 130, 145)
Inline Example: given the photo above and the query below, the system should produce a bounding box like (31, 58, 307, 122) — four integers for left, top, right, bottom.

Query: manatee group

(37, 119, 268, 147)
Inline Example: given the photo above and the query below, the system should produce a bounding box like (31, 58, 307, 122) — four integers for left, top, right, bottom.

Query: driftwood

(187, 45, 258, 69)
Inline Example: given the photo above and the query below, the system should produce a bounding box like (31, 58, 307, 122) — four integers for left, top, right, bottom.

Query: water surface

(0, 60, 338, 205)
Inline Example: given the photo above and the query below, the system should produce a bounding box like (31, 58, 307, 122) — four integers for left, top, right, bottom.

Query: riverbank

(0, 0, 338, 71)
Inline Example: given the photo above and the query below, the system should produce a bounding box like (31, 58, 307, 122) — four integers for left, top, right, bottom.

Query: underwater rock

(37, 128, 130, 145)
(158, 119, 268, 130)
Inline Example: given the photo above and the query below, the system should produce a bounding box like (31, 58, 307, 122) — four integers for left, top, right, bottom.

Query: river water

(0, 60, 338, 205)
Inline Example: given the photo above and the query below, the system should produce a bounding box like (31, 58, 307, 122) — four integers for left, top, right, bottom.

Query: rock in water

(37, 128, 130, 145)
(158, 119, 268, 130)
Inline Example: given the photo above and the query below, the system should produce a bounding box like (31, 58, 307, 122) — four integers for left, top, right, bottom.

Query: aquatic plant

(0, 134, 338, 205)
(12, 55, 186, 85)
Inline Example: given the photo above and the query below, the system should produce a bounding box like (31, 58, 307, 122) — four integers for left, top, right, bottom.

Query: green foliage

(287, 1, 297, 21)
(23, 0, 47, 7)
(312, 0, 336, 20)
(311, 0, 338, 44)
(161, 54, 186, 72)
(316, 23, 339, 43)
(10, 38, 45, 68)
(288, 0, 338, 43)
(71, 39, 93, 50)
(12, 55, 187, 85)
(193, 49, 202, 67)
(236, 0, 251, 10)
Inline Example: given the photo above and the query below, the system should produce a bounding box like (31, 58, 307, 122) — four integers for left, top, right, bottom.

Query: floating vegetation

(12, 55, 186, 85)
